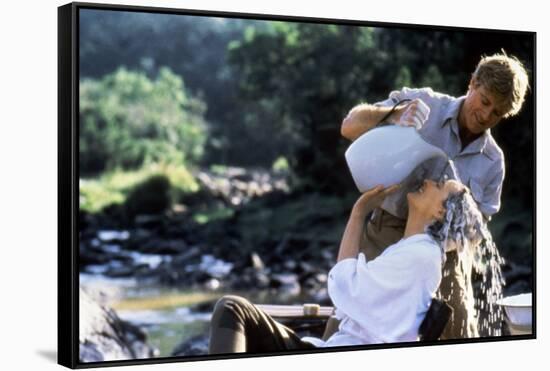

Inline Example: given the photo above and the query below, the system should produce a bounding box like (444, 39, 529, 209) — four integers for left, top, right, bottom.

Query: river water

(80, 272, 320, 357)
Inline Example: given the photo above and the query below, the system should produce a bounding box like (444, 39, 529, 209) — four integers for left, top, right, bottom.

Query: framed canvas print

(58, 1, 536, 368)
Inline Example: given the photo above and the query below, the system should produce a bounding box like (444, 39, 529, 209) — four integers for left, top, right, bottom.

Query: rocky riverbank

(79, 167, 349, 304)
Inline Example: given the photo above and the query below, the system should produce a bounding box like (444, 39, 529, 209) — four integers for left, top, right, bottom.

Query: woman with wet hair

(208, 179, 483, 354)
(427, 184, 484, 256)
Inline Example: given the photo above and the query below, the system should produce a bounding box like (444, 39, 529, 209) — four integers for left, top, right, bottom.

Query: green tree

(79, 67, 207, 174)
(395, 66, 412, 88)
(228, 23, 395, 192)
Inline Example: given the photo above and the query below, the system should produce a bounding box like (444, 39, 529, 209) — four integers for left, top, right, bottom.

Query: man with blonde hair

(339, 52, 529, 339)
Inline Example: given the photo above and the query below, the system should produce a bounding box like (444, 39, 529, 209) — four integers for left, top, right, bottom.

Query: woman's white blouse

(301, 233, 442, 347)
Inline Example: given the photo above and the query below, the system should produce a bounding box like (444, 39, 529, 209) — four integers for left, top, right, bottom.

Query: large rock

(79, 287, 158, 362)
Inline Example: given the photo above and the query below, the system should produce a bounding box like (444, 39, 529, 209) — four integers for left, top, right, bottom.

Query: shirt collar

(442, 96, 465, 126)
(441, 95, 494, 159)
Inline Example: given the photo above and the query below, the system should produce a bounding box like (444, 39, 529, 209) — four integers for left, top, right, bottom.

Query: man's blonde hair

(472, 52, 529, 118)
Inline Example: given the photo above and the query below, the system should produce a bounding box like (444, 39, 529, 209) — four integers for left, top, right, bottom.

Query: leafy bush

(80, 163, 199, 213)
(124, 175, 172, 217)
(80, 67, 207, 175)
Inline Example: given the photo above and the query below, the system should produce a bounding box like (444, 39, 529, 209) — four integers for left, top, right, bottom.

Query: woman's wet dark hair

(425, 188, 484, 257)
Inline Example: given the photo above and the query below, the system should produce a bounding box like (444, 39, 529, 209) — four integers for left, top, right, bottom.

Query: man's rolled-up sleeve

(373, 90, 406, 107)
(373, 87, 430, 108)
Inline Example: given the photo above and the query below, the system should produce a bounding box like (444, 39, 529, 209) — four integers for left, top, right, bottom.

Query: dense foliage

(79, 67, 207, 175)
(79, 9, 534, 206)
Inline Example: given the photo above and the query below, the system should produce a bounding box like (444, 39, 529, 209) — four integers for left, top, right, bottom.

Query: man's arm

(340, 103, 398, 141)
(341, 99, 430, 141)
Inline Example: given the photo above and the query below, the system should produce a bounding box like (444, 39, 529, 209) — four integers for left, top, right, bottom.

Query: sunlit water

(471, 232, 506, 336)
(80, 272, 320, 357)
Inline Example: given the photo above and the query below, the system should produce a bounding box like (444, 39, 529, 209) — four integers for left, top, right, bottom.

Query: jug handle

(376, 98, 412, 128)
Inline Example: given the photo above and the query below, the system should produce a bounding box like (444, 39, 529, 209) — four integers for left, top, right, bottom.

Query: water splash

(445, 159, 462, 184)
(470, 229, 506, 336)
(433, 187, 506, 337)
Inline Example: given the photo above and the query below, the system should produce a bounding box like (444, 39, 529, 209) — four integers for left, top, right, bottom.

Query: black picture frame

(58, 2, 536, 368)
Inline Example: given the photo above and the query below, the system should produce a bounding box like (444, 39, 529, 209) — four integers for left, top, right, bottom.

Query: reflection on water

(116, 307, 212, 357)
(117, 307, 212, 325)
(97, 230, 130, 241)
(80, 272, 320, 357)
(184, 255, 234, 279)
(147, 321, 210, 357)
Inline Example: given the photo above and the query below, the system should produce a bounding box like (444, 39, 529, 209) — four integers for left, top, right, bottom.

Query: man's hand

(390, 98, 430, 130)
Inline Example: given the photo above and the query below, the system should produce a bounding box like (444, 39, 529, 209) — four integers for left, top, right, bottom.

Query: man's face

(460, 80, 508, 135)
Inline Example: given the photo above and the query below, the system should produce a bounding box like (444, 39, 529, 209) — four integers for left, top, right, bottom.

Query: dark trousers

(208, 295, 317, 354)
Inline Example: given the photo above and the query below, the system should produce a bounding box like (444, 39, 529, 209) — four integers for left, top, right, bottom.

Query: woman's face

(408, 179, 465, 220)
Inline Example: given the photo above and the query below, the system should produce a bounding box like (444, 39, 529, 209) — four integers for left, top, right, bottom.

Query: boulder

(79, 287, 158, 362)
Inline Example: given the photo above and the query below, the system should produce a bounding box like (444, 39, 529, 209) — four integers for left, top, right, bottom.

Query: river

(80, 272, 322, 357)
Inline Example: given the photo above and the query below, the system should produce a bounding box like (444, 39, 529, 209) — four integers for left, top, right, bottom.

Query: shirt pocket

(468, 178, 484, 204)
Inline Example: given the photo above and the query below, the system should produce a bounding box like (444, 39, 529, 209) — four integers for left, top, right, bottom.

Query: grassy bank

(80, 163, 199, 214)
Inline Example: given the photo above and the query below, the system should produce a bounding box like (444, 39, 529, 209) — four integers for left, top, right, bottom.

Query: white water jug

(345, 125, 447, 192)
